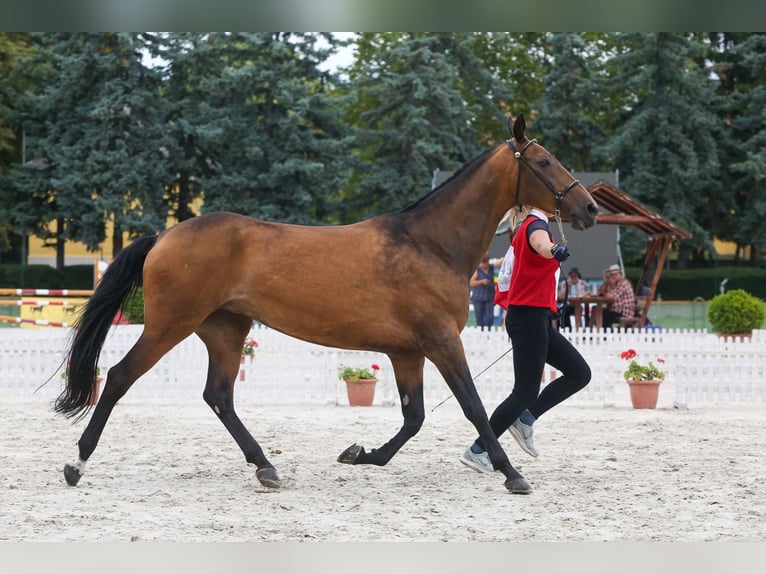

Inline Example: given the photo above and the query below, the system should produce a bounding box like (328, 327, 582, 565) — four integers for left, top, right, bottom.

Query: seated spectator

(557, 267, 587, 328)
(596, 264, 634, 326)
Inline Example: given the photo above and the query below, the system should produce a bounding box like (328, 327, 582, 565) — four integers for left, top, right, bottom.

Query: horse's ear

(512, 114, 526, 142)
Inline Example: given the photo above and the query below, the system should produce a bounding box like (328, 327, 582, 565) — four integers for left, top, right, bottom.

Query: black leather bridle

(506, 137, 583, 245)
(506, 138, 582, 211)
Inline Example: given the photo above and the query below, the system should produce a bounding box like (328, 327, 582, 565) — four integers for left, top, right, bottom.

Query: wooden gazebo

(583, 181, 692, 327)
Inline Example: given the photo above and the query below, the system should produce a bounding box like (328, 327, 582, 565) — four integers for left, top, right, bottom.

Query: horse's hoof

(63, 463, 82, 486)
(256, 467, 281, 488)
(504, 476, 533, 494)
(337, 443, 365, 464)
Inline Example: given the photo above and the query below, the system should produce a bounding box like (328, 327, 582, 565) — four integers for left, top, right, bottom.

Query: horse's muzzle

(570, 201, 599, 230)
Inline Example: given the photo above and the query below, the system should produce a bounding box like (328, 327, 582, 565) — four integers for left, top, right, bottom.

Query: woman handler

(459, 205, 591, 493)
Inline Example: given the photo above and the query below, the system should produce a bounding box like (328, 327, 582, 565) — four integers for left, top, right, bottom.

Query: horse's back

(141, 211, 466, 351)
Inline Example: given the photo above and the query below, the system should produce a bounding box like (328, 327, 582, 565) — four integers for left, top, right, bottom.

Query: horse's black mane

(396, 144, 501, 214)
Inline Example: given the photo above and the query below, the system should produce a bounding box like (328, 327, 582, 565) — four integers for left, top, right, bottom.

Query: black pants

(472, 299, 494, 330)
(559, 303, 576, 328)
(476, 305, 591, 450)
(602, 308, 624, 327)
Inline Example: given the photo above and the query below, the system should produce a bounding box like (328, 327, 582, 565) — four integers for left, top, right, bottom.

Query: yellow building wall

(5, 200, 204, 328)
(28, 198, 203, 266)
(713, 238, 750, 259)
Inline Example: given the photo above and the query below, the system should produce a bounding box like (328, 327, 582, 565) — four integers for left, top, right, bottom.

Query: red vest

(506, 215, 560, 313)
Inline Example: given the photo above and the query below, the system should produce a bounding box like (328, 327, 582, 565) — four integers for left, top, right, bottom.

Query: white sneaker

(509, 419, 539, 458)
(459, 446, 495, 473)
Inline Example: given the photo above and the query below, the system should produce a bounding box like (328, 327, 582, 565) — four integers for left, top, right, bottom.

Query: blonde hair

(509, 205, 531, 232)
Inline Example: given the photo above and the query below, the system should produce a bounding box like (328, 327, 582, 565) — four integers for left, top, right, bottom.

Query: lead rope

(554, 200, 568, 247)
(430, 345, 514, 412)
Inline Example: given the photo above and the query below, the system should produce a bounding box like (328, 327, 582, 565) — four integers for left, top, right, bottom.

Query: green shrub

(121, 287, 144, 324)
(0, 264, 94, 289)
(0, 264, 64, 288)
(61, 265, 96, 289)
(707, 288, 766, 334)
(624, 266, 766, 301)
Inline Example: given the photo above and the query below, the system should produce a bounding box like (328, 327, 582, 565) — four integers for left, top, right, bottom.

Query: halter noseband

(506, 138, 582, 246)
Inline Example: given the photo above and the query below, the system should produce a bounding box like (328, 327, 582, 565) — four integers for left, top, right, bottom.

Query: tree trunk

(112, 218, 124, 257)
(175, 173, 195, 222)
(55, 217, 65, 271)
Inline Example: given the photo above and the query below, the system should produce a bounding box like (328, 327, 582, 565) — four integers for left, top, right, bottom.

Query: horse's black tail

(54, 235, 157, 420)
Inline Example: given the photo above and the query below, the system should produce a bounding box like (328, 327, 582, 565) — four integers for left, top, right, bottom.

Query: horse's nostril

(587, 202, 599, 215)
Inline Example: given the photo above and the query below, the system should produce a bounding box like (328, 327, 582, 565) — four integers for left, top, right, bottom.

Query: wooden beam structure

(562, 181, 692, 327)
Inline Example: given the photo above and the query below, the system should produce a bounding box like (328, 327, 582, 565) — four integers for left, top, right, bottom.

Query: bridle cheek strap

(506, 138, 582, 246)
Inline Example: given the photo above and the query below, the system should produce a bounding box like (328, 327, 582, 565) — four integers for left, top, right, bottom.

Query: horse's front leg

(430, 341, 532, 494)
(337, 354, 425, 466)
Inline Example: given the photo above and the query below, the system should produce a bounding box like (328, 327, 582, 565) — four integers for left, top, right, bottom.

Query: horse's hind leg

(64, 330, 191, 485)
(196, 310, 281, 488)
(338, 354, 425, 466)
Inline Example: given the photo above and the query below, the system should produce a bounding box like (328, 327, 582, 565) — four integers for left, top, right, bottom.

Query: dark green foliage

(1, 33, 171, 268)
(0, 263, 94, 289)
(2, 32, 766, 272)
(468, 33, 548, 139)
(121, 287, 144, 324)
(0, 264, 64, 288)
(726, 34, 766, 263)
(707, 288, 766, 334)
(340, 33, 506, 221)
(532, 33, 604, 171)
(597, 33, 723, 261)
(61, 265, 96, 289)
(176, 33, 352, 224)
(625, 266, 766, 301)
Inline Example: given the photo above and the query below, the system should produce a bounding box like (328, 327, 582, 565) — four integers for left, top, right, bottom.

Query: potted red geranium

(621, 348, 665, 409)
(240, 337, 258, 381)
(339, 364, 380, 406)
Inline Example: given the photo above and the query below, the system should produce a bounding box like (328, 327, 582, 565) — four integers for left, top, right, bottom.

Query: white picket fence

(1, 324, 764, 409)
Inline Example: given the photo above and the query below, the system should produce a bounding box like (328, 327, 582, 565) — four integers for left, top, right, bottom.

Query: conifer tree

(728, 33, 766, 263)
(3, 33, 169, 266)
(341, 32, 505, 221)
(597, 33, 723, 264)
(175, 32, 351, 224)
(532, 33, 604, 171)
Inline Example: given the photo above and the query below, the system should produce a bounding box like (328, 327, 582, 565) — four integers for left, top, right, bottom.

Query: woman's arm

(529, 228, 557, 259)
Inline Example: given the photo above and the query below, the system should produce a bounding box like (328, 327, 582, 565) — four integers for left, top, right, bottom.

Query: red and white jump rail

(0, 315, 73, 328)
(11, 300, 79, 307)
(0, 288, 93, 297)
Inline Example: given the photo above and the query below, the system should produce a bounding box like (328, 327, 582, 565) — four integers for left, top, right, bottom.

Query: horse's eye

(538, 157, 551, 168)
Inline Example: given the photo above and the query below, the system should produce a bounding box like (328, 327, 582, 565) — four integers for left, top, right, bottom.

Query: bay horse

(55, 115, 598, 493)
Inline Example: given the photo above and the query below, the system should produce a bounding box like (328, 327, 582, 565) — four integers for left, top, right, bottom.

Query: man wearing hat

(596, 264, 635, 327)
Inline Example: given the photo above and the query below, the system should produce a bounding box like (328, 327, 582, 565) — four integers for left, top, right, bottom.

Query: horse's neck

(405, 156, 516, 276)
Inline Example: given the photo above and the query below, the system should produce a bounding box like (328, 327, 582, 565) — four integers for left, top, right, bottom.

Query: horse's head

(508, 115, 598, 230)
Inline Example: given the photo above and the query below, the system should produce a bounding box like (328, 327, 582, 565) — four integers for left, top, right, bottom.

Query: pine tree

(341, 33, 504, 221)
(3, 33, 169, 266)
(0, 33, 37, 257)
(173, 32, 351, 224)
(597, 33, 724, 264)
(532, 33, 604, 171)
(729, 33, 766, 263)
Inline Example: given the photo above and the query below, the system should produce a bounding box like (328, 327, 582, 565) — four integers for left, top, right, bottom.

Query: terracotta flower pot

(715, 332, 752, 341)
(627, 379, 661, 409)
(239, 354, 253, 381)
(345, 378, 377, 407)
